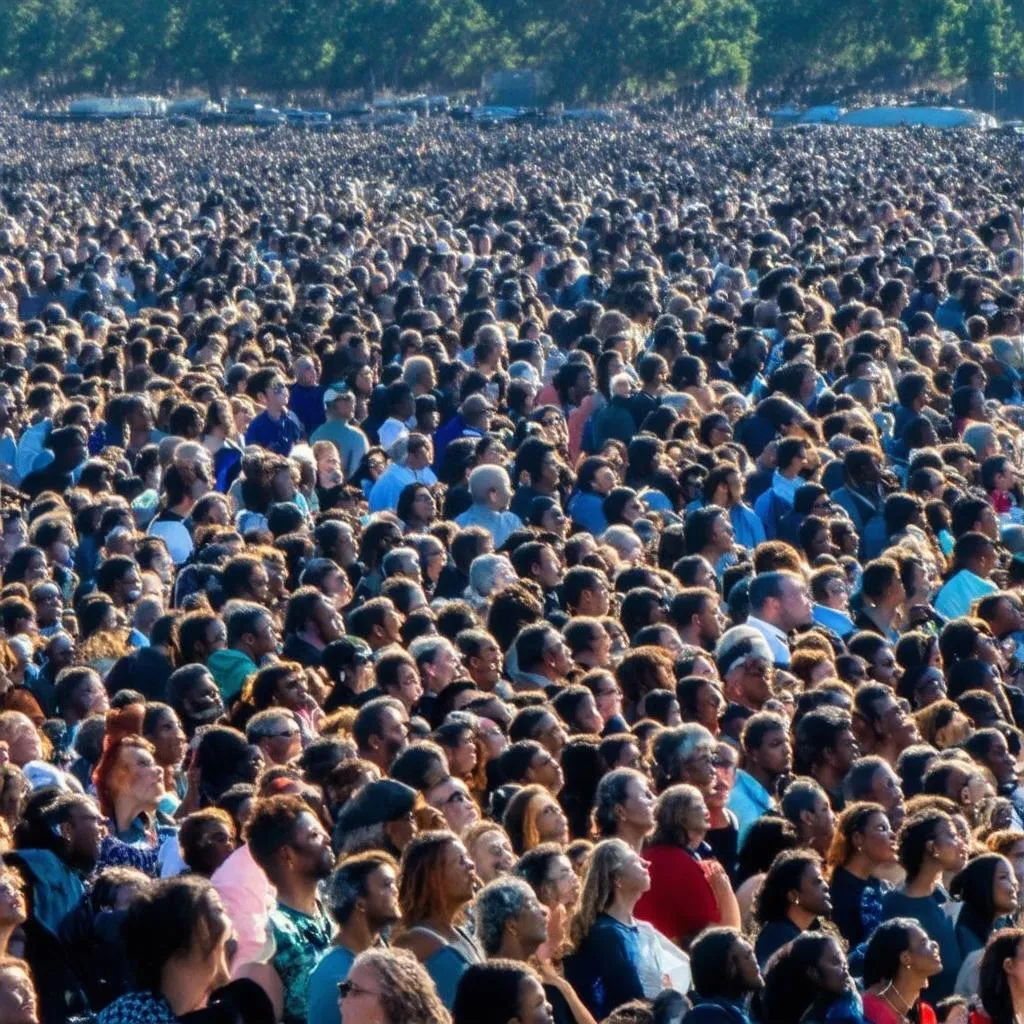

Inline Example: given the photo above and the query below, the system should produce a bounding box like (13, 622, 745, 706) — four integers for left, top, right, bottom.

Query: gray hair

(382, 546, 420, 579)
(963, 423, 997, 459)
(651, 723, 715, 784)
(467, 464, 510, 504)
(402, 356, 434, 389)
(408, 635, 453, 670)
(245, 708, 295, 743)
(714, 624, 773, 676)
(467, 554, 512, 602)
(474, 876, 535, 956)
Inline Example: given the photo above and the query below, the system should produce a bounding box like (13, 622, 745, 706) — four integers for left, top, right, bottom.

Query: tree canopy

(0, 0, 1020, 99)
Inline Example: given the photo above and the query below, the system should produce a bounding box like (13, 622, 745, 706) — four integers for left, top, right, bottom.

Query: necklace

(879, 982, 911, 1020)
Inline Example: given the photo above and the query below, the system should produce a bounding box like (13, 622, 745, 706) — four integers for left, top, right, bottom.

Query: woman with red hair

(93, 705, 177, 876)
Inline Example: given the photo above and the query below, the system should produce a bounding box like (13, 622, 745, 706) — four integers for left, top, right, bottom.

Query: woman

(563, 839, 652, 1020)
(862, 918, 943, 1024)
(0, 870, 25, 956)
(93, 706, 176, 876)
(142, 703, 188, 814)
(396, 483, 437, 533)
(453, 960, 552, 1024)
(559, 737, 604, 840)
(753, 849, 833, 967)
(634, 783, 740, 949)
(504, 784, 570, 856)
(0, 956, 37, 1024)
(949, 854, 1019, 963)
(96, 876, 259, 1023)
(569, 457, 616, 537)
(827, 802, 898, 949)
(463, 819, 515, 885)
(516, 842, 582, 963)
(677, 675, 726, 737)
(394, 831, 484, 1009)
(338, 948, 451, 1024)
(976, 927, 1024, 1024)
(759, 932, 860, 1024)
(591, 768, 655, 853)
(552, 688, 604, 738)
(201, 398, 243, 493)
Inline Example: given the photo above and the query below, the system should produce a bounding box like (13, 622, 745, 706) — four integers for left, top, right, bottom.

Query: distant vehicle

(472, 105, 528, 124)
(68, 96, 166, 118)
(223, 101, 286, 125)
(373, 110, 417, 126)
(285, 109, 332, 129)
(562, 108, 618, 123)
(167, 97, 220, 117)
(839, 105, 996, 129)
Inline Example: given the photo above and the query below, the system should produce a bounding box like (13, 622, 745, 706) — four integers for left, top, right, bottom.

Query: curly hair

(351, 947, 452, 1024)
(568, 838, 631, 951)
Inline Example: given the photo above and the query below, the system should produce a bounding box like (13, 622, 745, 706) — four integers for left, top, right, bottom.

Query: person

(208, 603, 279, 706)
(827, 802, 899, 949)
(246, 795, 334, 1024)
(881, 810, 969, 1002)
(563, 838, 651, 1019)
(753, 848, 833, 966)
(862, 918, 944, 1024)
(728, 712, 791, 847)
(338, 947, 452, 1024)
(758, 932, 860, 1024)
(393, 831, 485, 1009)
(452, 960, 554, 1024)
(591, 768, 656, 852)
(635, 783, 740, 948)
(976, 927, 1024, 1024)
(683, 926, 763, 1024)
(474, 876, 550, 960)
(306, 852, 401, 1024)
(949, 854, 1018, 973)
(455, 465, 524, 550)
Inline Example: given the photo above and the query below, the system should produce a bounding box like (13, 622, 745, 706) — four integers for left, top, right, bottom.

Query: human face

(543, 854, 581, 909)
(591, 674, 622, 724)
(871, 644, 902, 689)
(797, 861, 833, 918)
(290, 811, 334, 880)
(812, 938, 850, 996)
(261, 715, 302, 765)
(469, 637, 503, 686)
(533, 712, 568, 758)
(0, 965, 36, 1024)
(247, 566, 270, 605)
(338, 959, 386, 1024)
(430, 778, 479, 836)
(544, 633, 575, 679)
(912, 668, 946, 710)
(695, 682, 726, 736)
(204, 620, 228, 656)
(581, 579, 611, 618)
(447, 728, 478, 777)
(149, 708, 186, 767)
(736, 657, 774, 709)
(374, 707, 409, 767)
(117, 744, 165, 808)
(443, 839, 480, 902)
(572, 693, 604, 735)
(197, 819, 237, 874)
(994, 857, 1020, 915)
(534, 793, 570, 845)
(616, 845, 652, 895)
(3, 714, 41, 766)
(517, 974, 555, 1024)
(66, 801, 107, 866)
(856, 810, 897, 865)
(364, 864, 401, 929)
(620, 777, 656, 835)
(778, 578, 813, 630)
(470, 828, 515, 883)
(0, 873, 26, 927)
(184, 674, 225, 727)
(251, 614, 279, 658)
(727, 936, 764, 994)
(753, 728, 791, 779)
(871, 765, 905, 827)
(986, 734, 1018, 787)
(929, 818, 969, 873)
(275, 671, 311, 713)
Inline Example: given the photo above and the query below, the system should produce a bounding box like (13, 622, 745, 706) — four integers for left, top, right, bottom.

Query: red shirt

(634, 844, 720, 946)
(863, 993, 938, 1024)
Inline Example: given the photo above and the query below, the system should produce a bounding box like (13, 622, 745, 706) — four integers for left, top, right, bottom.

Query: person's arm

(535, 962, 598, 1024)
(705, 861, 741, 930)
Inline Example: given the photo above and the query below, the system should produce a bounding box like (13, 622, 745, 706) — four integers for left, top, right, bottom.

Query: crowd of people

(2, 106, 1024, 1024)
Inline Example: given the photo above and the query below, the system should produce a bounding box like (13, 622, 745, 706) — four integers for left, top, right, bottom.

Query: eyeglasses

(265, 727, 301, 740)
(338, 980, 381, 999)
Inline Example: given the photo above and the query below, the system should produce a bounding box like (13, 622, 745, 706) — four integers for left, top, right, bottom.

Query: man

(511, 623, 575, 692)
(306, 853, 401, 1024)
(510, 541, 563, 617)
(562, 618, 612, 670)
(562, 566, 611, 618)
(282, 586, 344, 667)
(104, 612, 178, 701)
(714, 626, 775, 713)
(935, 532, 999, 620)
(245, 368, 304, 456)
(377, 381, 416, 452)
(353, 696, 409, 772)
(752, 437, 807, 539)
(346, 597, 404, 652)
(852, 682, 918, 766)
(702, 463, 765, 552)
(54, 666, 109, 733)
(31, 582, 63, 637)
(727, 711, 791, 846)
(455, 464, 524, 549)
(456, 628, 505, 693)
(19, 425, 88, 499)
(376, 649, 424, 712)
(96, 555, 144, 612)
(426, 775, 480, 836)
(208, 602, 279, 704)
(368, 432, 437, 513)
(793, 707, 858, 811)
(685, 927, 763, 1024)
(246, 709, 303, 766)
(311, 386, 369, 482)
(745, 571, 813, 668)
(810, 565, 856, 639)
(669, 587, 725, 650)
(409, 635, 463, 696)
(474, 876, 549, 960)
(246, 796, 334, 1024)
(833, 445, 888, 560)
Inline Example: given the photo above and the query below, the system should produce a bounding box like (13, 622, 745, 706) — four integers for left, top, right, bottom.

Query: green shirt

(269, 900, 333, 1024)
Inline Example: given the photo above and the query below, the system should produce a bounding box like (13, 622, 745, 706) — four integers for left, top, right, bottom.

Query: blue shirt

(307, 946, 356, 1024)
(563, 914, 646, 1019)
(934, 569, 998, 621)
(727, 769, 776, 847)
(245, 409, 304, 456)
(454, 504, 524, 549)
(812, 603, 856, 639)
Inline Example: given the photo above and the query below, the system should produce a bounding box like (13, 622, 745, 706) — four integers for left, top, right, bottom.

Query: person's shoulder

(393, 926, 445, 960)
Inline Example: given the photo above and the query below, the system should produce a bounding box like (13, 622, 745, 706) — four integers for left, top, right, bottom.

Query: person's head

(178, 808, 237, 877)
(245, 708, 302, 766)
(950, 852, 1020, 933)
(92, 707, 164, 818)
(0, 957, 37, 1024)
(40, 792, 107, 872)
(755, 848, 832, 925)
(863, 917, 943, 991)
(689, 927, 763, 1002)
(245, 794, 334, 889)
(760, 933, 850, 1024)
(340, 947, 453, 1024)
(398, 830, 479, 926)
(569, 838, 650, 948)
(464, 819, 516, 884)
(324, 851, 401, 934)
(474, 876, 549, 959)
(897, 809, 968, 882)
(503, 783, 569, 854)
(592, 767, 656, 843)
(781, 779, 836, 856)
(224, 601, 278, 659)
(748, 571, 812, 631)
(122, 876, 233, 1006)
(650, 782, 710, 849)
(353, 697, 409, 771)
(742, 711, 791, 782)
(452, 960, 551, 1024)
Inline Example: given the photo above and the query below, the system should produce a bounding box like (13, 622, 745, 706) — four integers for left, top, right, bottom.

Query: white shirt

(744, 614, 791, 667)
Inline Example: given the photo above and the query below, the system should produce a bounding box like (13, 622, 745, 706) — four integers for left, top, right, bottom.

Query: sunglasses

(338, 980, 380, 999)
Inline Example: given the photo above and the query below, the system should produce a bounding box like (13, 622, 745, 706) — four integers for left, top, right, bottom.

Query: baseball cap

(323, 385, 354, 407)
(334, 779, 416, 831)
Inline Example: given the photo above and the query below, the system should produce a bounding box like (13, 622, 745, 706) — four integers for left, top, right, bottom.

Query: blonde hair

(568, 838, 631, 950)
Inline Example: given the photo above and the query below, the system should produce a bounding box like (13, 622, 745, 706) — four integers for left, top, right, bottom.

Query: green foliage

(0, 0, 1017, 98)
